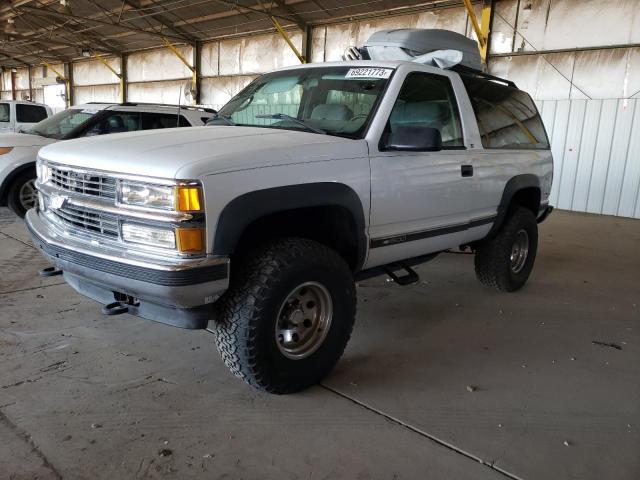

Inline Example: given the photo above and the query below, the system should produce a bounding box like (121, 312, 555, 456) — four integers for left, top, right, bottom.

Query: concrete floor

(0, 208, 638, 480)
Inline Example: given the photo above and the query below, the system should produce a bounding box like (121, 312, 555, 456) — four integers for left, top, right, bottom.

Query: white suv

(28, 59, 553, 394)
(0, 102, 216, 217)
(0, 100, 52, 134)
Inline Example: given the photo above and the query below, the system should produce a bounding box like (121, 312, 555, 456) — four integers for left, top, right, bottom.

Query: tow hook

(39, 266, 63, 277)
(102, 301, 130, 316)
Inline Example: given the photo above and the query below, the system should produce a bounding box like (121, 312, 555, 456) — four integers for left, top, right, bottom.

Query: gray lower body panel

(26, 209, 229, 329)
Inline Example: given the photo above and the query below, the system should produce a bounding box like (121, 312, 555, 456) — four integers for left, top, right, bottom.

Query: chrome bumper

(26, 209, 229, 329)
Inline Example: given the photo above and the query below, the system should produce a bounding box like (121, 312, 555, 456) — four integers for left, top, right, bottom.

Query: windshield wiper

(255, 113, 325, 135)
(206, 113, 236, 126)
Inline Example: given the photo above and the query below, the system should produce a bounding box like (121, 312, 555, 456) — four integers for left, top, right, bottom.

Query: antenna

(177, 83, 182, 127)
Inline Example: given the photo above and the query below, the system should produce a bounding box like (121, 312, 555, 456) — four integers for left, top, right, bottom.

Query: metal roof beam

(270, 1, 307, 30)
(121, 0, 198, 42)
(16, 5, 189, 43)
(0, 49, 31, 66)
(212, 0, 302, 28)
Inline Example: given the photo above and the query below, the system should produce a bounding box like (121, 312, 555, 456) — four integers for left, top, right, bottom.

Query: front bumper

(26, 209, 229, 329)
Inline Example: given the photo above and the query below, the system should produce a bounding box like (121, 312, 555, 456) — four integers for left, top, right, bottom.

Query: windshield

(215, 66, 394, 138)
(27, 107, 100, 139)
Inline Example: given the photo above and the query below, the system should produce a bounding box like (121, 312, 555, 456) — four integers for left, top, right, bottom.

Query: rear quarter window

(461, 75, 549, 150)
(16, 104, 49, 123)
(141, 113, 190, 129)
(0, 103, 9, 122)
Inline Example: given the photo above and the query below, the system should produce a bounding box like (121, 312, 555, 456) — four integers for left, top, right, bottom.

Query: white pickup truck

(27, 53, 553, 393)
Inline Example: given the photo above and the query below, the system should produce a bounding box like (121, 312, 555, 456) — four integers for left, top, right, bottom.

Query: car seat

(105, 115, 127, 133)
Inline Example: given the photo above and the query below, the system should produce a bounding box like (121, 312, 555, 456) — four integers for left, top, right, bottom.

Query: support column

(65, 62, 74, 106)
(194, 41, 202, 105)
(301, 25, 313, 63)
(28, 65, 33, 101)
(10, 68, 16, 100)
(121, 53, 128, 103)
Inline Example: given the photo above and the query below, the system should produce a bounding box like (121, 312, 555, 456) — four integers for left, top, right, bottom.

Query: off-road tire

(7, 169, 37, 218)
(211, 238, 356, 394)
(475, 207, 538, 292)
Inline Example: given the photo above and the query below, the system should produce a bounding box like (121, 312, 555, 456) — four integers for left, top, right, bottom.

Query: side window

(0, 103, 10, 122)
(461, 76, 549, 150)
(16, 104, 48, 123)
(83, 112, 140, 136)
(141, 113, 189, 130)
(388, 72, 464, 148)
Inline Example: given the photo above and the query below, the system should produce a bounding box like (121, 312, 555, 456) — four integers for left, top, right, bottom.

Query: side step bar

(355, 253, 439, 285)
(383, 263, 419, 286)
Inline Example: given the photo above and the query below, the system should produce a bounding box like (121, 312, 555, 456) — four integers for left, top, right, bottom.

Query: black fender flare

(0, 162, 36, 206)
(212, 183, 368, 270)
(486, 174, 541, 238)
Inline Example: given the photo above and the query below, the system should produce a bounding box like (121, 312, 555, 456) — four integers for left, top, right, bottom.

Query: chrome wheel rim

(510, 229, 529, 274)
(19, 179, 38, 210)
(275, 281, 333, 360)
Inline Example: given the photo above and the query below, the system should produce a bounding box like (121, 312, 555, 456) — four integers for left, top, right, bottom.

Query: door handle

(461, 165, 473, 177)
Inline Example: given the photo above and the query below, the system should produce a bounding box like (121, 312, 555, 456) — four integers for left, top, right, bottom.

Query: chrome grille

(49, 166, 116, 200)
(50, 205, 119, 239)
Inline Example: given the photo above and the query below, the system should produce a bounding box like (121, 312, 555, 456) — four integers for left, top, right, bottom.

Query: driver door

(367, 71, 474, 268)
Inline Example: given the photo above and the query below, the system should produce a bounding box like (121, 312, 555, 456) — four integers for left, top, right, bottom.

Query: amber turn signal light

(176, 186, 202, 212)
(176, 228, 205, 253)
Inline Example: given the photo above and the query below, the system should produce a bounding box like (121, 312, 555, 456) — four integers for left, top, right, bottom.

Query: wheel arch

(486, 174, 541, 239)
(212, 183, 368, 271)
(0, 161, 36, 206)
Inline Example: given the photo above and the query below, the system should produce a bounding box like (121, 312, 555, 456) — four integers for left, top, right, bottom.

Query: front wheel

(211, 238, 356, 394)
(7, 169, 38, 218)
(474, 207, 538, 292)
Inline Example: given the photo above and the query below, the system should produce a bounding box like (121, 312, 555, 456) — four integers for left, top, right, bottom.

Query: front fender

(211, 182, 368, 270)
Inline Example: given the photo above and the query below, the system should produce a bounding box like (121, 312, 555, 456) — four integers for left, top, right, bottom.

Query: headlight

(36, 163, 51, 183)
(118, 181, 202, 212)
(119, 182, 176, 210)
(122, 223, 176, 249)
(0, 147, 13, 155)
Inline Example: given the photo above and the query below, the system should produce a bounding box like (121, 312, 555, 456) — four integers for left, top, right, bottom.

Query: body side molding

(369, 215, 496, 249)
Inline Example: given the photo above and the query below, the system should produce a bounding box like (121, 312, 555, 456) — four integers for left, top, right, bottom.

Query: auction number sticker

(345, 68, 393, 79)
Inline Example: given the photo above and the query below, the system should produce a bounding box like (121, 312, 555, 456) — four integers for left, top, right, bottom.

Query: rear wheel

(211, 238, 356, 394)
(474, 207, 538, 292)
(7, 169, 38, 218)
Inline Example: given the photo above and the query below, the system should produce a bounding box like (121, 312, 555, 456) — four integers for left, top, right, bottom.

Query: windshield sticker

(345, 68, 393, 79)
(80, 109, 99, 114)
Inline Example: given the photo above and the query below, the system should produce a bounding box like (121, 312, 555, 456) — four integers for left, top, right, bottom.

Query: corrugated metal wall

(73, 57, 121, 104)
(539, 99, 640, 218)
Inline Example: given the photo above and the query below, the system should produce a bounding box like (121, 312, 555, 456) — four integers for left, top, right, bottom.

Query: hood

(37, 126, 367, 180)
(0, 132, 57, 148)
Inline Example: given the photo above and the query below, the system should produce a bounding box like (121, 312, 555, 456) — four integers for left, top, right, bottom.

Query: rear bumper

(26, 209, 229, 329)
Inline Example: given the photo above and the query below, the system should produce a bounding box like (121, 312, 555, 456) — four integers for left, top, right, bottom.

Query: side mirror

(385, 125, 442, 152)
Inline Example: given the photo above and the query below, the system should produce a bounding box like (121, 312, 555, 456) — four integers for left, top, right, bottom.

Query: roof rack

(450, 65, 517, 88)
(86, 101, 217, 113)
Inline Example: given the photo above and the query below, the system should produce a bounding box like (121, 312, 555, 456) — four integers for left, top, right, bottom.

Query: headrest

(108, 116, 125, 129)
(310, 104, 353, 121)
